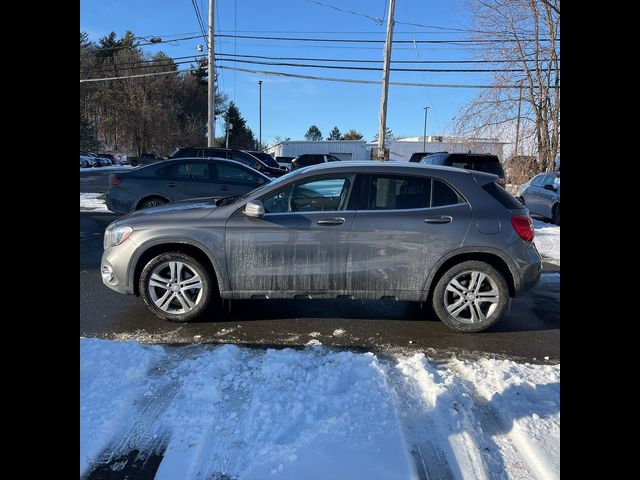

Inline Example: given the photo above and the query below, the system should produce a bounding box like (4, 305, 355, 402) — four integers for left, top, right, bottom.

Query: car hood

(115, 197, 218, 226)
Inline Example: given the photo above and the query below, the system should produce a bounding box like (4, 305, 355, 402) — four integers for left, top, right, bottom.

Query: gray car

(516, 172, 560, 225)
(101, 162, 542, 333)
(105, 157, 270, 214)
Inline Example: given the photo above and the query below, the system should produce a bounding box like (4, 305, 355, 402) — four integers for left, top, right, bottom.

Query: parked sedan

(105, 157, 270, 215)
(101, 161, 541, 332)
(169, 147, 286, 177)
(516, 172, 560, 225)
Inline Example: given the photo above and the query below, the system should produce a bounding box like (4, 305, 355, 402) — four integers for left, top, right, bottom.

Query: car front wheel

(432, 261, 509, 333)
(140, 252, 213, 322)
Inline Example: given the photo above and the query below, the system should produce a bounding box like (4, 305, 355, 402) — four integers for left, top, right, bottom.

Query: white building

(387, 136, 506, 162)
(265, 140, 368, 160)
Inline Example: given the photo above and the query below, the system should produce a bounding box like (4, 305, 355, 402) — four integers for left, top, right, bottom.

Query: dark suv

(290, 154, 341, 170)
(410, 152, 506, 186)
(169, 147, 286, 178)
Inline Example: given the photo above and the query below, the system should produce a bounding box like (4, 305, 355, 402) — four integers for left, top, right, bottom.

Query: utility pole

(514, 82, 523, 157)
(376, 0, 396, 161)
(422, 106, 430, 151)
(258, 80, 263, 150)
(225, 122, 233, 149)
(207, 0, 215, 147)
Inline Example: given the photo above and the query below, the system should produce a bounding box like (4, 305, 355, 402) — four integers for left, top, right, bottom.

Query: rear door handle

(165, 183, 176, 188)
(424, 216, 452, 224)
(219, 185, 229, 191)
(317, 217, 345, 225)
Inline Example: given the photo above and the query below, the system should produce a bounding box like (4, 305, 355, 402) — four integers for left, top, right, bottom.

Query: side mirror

(543, 184, 556, 191)
(244, 200, 265, 218)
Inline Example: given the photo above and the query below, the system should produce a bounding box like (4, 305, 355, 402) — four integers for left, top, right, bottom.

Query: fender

(420, 245, 521, 301)
(126, 236, 227, 294)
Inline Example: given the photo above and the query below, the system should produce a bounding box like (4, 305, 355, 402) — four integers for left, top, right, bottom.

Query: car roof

(297, 160, 476, 175)
(134, 157, 269, 176)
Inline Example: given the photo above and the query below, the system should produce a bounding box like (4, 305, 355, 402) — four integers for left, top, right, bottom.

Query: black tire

(432, 260, 509, 333)
(140, 252, 214, 322)
(137, 196, 167, 210)
(553, 204, 560, 226)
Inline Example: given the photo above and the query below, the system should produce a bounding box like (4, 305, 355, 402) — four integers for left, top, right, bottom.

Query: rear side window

(174, 162, 210, 179)
(531, 174, 545, 187)
(216, 163, 262, 183)
(368, 176, 432, 210)
(482, 181, 524, 209)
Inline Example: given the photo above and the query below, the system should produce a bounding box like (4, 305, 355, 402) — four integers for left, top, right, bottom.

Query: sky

(80, 0, 494, 146)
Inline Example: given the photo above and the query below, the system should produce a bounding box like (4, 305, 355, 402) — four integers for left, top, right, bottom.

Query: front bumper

(100, 239, 139, 295)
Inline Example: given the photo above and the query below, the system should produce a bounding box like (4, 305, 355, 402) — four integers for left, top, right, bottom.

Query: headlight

(103, 225, 133, 249)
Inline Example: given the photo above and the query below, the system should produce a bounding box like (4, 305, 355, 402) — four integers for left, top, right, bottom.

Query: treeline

(80, 31, 258, 156)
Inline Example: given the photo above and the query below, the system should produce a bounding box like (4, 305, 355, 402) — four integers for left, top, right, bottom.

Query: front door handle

(165, 183, 176, 188)
(219, 185, 229, 191)
(424, 216, 452, 224)
(317, 217, 345, 226)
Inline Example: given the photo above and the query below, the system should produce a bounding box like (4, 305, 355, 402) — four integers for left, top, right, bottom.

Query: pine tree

(327, 126, 342, 140)
(373, 127, 394, 144)
(225, 102, 257, 149)
(305, 125, 322, 141)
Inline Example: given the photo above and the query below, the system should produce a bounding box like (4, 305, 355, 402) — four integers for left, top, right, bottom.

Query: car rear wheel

(140, 252, 213, 322)
(138, 196, 167, 210)
(432, 261, 509, 333)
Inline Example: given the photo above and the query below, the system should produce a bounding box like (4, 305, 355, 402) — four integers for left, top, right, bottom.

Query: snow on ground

(80, 338, 560, 479)
(533, 219, 560, 264)
(80, 193, 110, 212)
(80, 165, 135, 172)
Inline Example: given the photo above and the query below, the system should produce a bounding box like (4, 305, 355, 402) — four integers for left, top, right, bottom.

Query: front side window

(261, 175, 355, 213)
(368, 176, 431, 210)
(542, 174, 556, 187)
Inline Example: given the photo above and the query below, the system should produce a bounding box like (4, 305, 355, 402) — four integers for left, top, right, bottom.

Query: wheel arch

(135, 194, 171, 211)
(422, 248, 519, 303)
(129, 239, 225, 297)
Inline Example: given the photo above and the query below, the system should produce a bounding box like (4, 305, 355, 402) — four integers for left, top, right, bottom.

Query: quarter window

(432, 179, 463, 207)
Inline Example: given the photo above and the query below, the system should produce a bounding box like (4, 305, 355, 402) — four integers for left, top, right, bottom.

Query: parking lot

(81, 171, 559, 362)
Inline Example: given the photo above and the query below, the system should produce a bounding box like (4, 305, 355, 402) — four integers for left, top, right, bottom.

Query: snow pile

(80, 338, 163, 476)
(80, 339, 560, 479)
(80, 193, 110, 212)
(533, 219, 560, 264)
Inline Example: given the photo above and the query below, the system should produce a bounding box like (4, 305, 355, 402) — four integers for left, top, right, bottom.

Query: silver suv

(101, 162, 542, 332)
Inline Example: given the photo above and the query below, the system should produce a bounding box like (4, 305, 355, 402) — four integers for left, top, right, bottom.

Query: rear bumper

(509, 241, 543, 295)
(105, 191, 132, 215)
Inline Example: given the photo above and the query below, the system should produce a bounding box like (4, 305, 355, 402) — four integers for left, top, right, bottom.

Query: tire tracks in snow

(445, 358, 559, 480)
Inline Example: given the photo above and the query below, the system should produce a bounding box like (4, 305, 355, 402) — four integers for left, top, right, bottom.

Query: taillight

(511, 214, 534, 242)
(110, 176, 123, 185)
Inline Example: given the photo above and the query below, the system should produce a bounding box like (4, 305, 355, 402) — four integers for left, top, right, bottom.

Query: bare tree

(454, 0, 559, 173)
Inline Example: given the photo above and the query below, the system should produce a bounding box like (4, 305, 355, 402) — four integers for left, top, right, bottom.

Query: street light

(423, 106, 430, 152)
(258, 80, 263, 149)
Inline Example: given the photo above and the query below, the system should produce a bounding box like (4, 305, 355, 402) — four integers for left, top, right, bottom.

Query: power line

(217, 65, 559, 89)
(79, 64, 559, 89)
(213, 33, 558, 44)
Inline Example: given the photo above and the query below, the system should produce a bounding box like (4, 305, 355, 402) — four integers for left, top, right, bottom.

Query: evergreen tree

(305, 125, 322, 141)
(225, 102, 257, 149)
(327, 126, 342, 140)
(372, 127, 394, 144)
